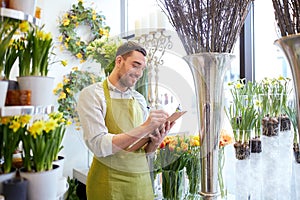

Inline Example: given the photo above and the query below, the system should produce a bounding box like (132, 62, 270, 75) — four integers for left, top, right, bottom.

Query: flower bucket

(19, 164, 59, 200)
(8, 0, 37, 16)
(17, 76, 54, 106)
(0, 80, 8, 108)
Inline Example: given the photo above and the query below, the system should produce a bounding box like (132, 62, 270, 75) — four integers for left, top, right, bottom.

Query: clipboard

(167, 111, 187, 123)
(126, 111, 187, 151)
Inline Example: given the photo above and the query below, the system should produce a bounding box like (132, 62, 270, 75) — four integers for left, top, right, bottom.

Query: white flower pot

(17, 76, 54, 106)
(8, 0, 37, 16)
(20, 165, 59, 200)
(0, 80, 8, 108)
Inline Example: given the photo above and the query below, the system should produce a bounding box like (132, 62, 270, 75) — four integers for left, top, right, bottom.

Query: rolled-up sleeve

(77, 83, 114, 157)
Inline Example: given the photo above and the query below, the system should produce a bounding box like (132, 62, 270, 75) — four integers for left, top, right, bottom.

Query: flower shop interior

(1, 0, 300, 200)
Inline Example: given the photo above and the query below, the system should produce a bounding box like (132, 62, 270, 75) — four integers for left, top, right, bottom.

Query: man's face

(117, 51, 146, 88)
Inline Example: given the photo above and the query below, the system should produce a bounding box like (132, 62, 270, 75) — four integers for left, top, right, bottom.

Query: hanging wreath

(58, 0, 110, 62)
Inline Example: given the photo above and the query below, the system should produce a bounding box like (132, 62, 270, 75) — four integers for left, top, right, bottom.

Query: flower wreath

(58, 0, 110, 62)
(53, 67, 103, 127)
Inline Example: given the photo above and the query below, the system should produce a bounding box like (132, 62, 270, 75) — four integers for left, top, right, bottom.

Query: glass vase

(161, 169, 185, 200)
(185, 149, 201, 200)
(183, 53, 234, 197)
(275, 35, 300, 146)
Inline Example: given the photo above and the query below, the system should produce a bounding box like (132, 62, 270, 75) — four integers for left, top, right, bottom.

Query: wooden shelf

(0, 7, 41, 26)
(0, 105, 55, 117)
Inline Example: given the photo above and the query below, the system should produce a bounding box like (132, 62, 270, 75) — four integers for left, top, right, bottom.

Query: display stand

(0, 7, 41, 26)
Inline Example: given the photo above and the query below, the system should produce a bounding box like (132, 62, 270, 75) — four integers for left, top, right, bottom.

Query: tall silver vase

(275, 34, 300, 146)
(183, 53, 234, 198)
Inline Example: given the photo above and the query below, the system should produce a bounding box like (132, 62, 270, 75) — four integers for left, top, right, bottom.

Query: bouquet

(86, 36, 122, 74)
(157, 134, 189, 199)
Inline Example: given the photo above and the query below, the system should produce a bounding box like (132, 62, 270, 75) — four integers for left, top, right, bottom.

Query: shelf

(0, 105, 55, 117)
(0, 8, 41, 26)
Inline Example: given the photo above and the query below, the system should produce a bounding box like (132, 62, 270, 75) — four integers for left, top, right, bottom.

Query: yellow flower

(78, 0, 83, 3)
(72, 66, 79, 71)
(44, 119, 58, 133)
(64, 42, 69, 48)
(1, 117, 11, 125)
(58, 35, 63, 42)
(66, 88, 71, 93)
(9, 120, 21, 133)
(63, 19, 70, 26)
(66, 37, 70, 42)
(59, 92, 67, 100)
(19, 21, 30, 33)
(76, 41, 81, 46)
(71, 15, 77, 20)
(92, 15, 96, 20)
(235, 82, 243, 89)
(61, 60, 68, 66)
(19, 115, 32, 127)
(28, 121, 45, 138)
(56, 82, 64, 89)
(63, 78, 70, 83)
(76, 53, 83, 59)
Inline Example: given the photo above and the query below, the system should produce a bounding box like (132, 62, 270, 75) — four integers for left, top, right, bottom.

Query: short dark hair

(116, 41, 147, 57)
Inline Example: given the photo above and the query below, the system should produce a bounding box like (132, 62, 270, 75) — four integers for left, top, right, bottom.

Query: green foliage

(58, 0, 110, 61)
(66, 177, 80, 200)
(53, 69, 103, 126)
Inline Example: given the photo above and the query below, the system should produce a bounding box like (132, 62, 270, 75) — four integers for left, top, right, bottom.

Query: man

(77, 41, 174, 200)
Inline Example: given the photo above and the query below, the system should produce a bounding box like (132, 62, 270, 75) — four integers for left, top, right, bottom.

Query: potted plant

(0, 18, 19, 107)
(226, 79, 258, 159)
(0, 115, 31, 194)
(19, 111, 70, 200)
(16, 22, 67, 106)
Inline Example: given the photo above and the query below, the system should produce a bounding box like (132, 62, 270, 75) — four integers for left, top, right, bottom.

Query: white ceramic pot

(20, 165, 59, 200)
(8, 0, 37, 16)
(17, 76, 54, 106)
(0, 80, 8, 108)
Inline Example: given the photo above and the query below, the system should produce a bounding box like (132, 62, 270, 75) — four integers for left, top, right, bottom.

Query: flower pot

(3, 177, 28, 200)
(19, 164, 59, 200)
(17, 76, 54, 106)
(234, 141, 250, 160)
(53, 155, 65, 178)
(8, 0, 37, 16)
(250, 137, 262, 153)
(0, 80, 8, 108)
(0, 168, 16, 194)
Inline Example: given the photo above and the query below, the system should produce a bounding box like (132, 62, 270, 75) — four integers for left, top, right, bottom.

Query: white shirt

(77, 79, 148, 157)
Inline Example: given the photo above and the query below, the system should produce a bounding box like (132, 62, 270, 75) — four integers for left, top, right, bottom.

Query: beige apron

(86, 79, 154, 200)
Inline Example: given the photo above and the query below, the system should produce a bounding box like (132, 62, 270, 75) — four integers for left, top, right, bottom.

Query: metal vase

(275, 34, 300, 146)
(183, 53, 234, 198)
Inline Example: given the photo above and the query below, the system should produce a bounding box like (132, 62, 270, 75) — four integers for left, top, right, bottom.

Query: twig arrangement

(157, 0, 253, 54)
(272, 0, 300, 37)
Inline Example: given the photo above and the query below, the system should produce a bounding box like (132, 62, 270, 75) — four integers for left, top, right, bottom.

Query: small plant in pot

(256, 77, 283, 137)
(226, 79, 258, 160)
